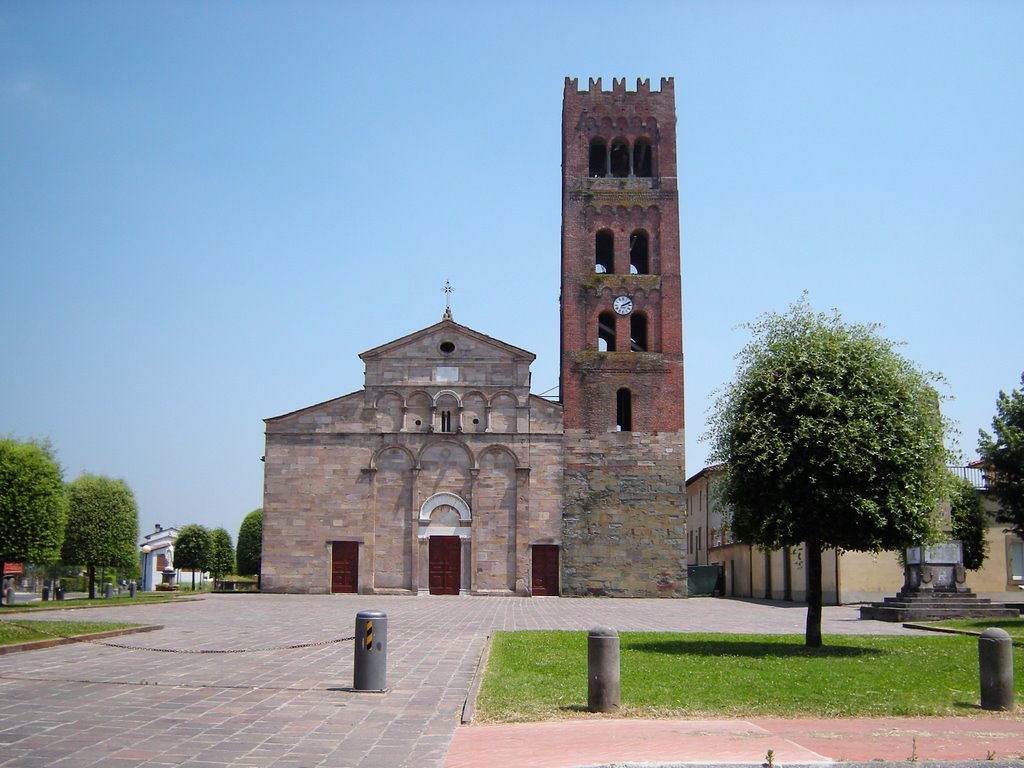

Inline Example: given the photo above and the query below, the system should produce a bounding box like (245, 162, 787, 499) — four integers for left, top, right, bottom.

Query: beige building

(686, 465, 1024, 604)
(261, 314, 565, 595)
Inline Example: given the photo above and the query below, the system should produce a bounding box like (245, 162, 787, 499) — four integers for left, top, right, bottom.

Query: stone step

(860, 605, 1020, 622)
(882, 596, 993, 607)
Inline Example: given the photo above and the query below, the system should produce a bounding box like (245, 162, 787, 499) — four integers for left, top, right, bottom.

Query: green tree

(61, 474, 139, 598)
(209, 527, 234, 582)
(174, 524, 211, 590)
(978, 373, 1024, 537)
(949, 474, 988, 571)
(236, 508, 262, 576)
(0, 438, 68, 605)
(707, 298, 949, 647)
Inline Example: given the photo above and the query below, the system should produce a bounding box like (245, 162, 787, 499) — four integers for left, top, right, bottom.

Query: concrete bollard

(979, 627, 1015, 711)
(353, 610, 388, 692)
(104, 583, 114, 599)
(588, 626, 620, 713)
(4, 587, 13, 607)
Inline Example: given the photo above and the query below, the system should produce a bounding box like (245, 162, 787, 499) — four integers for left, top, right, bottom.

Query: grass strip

(916, 618, 1023, 641)
(475, 631, 1024, 722)
(0, 620, 140, 647)
(0, 594, 189, 612)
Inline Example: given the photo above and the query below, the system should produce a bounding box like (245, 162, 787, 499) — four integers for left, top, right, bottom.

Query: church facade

(261, 77, 687, 596)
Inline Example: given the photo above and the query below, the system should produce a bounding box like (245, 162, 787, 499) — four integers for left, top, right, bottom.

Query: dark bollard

(129, 582, 136, 598)
(353, 610, 388, 692)
(979, 627, 1015, 711)
(42, 586, 50, 601)
(104, 583, 114, 599)
(588, 626, 620, 713)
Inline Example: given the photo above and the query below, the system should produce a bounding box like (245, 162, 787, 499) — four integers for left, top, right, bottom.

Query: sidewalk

(444, 716, 1024, 767)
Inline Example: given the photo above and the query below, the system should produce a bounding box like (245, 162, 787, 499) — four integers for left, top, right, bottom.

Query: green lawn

(475, 631, 1024, 722)
(0, 620, 139, 646)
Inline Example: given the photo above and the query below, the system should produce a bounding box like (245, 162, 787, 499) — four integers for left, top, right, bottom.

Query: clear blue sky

(2, 1, 1021, 542)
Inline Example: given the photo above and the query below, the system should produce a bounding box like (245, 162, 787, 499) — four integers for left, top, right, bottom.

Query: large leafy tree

(62, 475, 139, 598)
(949, 474, 988, 571)
(978, 373, 1024, 536)
(707, 299, 949, 647)
(236, 508, 262, 577)
(0, 438, 68, 605)
(174, 524, 211, 590)
(209, 527, 235, 582)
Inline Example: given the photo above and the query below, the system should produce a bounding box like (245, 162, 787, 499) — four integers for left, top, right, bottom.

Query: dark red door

(531, 544, 559, 596)
(429, 536, 461, 595)
(331, 541, 358, 593)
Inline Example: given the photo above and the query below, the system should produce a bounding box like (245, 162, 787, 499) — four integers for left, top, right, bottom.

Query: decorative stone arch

(372, 388, 405, 409)
(416, 491, 473, 597)
(475, 443, 522, 471)
(369, 444, 416, 471)
(415, 438, 474, 468)
(418, 492, 472, 524)
(488, 390, 520, 407)
(433, 389, 461, 433)
(432, 389, 462, 407)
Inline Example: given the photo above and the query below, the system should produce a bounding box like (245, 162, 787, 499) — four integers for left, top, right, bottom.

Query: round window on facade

(439, 341, 456, 354)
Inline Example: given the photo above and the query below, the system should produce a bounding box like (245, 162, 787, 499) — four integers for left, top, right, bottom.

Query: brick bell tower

(559, 76, 686, 597)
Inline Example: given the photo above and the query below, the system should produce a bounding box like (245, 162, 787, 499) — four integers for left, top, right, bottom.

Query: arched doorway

(417, 493, 471, 595)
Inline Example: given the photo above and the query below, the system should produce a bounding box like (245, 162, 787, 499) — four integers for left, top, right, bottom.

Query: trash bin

(42, 586, 50, 601)
(55, 586, 65, 601)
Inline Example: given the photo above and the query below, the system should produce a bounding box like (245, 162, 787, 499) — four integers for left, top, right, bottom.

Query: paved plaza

(0, 595, 1013, 767)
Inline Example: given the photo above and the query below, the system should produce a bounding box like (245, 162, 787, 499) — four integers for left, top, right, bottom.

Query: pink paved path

(445, 717, 1024, 766)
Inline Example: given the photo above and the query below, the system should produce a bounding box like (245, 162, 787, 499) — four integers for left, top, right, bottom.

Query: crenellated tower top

(564, 76, 674, 98)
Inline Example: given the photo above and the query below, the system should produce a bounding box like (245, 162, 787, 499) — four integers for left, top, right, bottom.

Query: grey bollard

(4, 587, 13, 606)
(588, 626, 620, 713)
(353, 610, 388, 692)
(104, 583, 114, 599)
(979, 628, 1015, 711)
(129, 582, 136, 598)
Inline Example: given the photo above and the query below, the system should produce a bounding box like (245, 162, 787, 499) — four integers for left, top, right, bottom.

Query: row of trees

(1, 438, 265, 601)
(0, 438, 139, 601)
(708, 297, 1023, 647)
(170, 508, 263, 588)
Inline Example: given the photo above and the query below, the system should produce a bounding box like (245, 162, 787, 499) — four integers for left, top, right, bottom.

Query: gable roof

(359, 317, 536, 363)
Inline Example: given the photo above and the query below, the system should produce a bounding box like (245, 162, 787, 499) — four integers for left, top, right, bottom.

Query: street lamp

(141, 545, 151, 591)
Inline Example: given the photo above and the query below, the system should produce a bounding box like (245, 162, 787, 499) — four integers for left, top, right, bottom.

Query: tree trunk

(88, 564, 96, 599)
(805, 542, 823, 648)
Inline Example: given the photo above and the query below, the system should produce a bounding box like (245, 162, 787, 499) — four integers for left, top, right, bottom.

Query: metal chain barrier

(2, 619, 354, 653)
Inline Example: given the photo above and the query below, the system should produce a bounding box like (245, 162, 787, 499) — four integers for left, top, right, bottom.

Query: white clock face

(613, 295, 633, 315)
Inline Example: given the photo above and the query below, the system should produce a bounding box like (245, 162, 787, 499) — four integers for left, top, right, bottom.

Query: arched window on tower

(595, 230, 614, 274)
(610, 138, 630, 177)
(589, 138, 608, 177)
(630, 314, 648, 352)
(633, 138, 653, 177)
(598, 311, 616, 352)
(629, 230, 649, 275)
(616, 388, 632, 432)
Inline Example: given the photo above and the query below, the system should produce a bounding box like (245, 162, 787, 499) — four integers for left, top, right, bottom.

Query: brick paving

(0, 595, 975, 767)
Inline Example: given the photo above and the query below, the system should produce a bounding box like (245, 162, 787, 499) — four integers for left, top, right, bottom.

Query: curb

(0, 624, 164, 655)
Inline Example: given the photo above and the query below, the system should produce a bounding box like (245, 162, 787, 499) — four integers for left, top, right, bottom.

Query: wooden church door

(428, 536, 461, 595)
